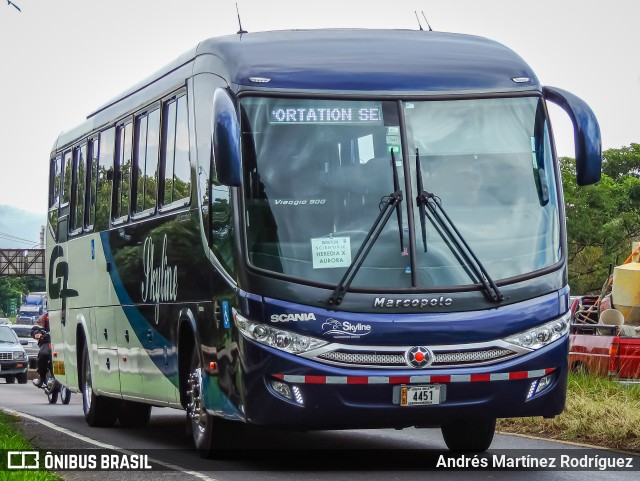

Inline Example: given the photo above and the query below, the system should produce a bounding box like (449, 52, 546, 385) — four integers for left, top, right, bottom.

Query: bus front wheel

(80, 344, 120, 427)
(187, 350, 216, 457)
(441, 417, 496, 452)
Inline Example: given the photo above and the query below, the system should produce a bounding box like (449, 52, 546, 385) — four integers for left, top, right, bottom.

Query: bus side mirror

(543, 86, 602, 186)
(212, 89, 241, 187)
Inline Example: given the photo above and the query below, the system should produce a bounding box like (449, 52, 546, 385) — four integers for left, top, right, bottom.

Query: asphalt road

(1, 382, 639, 480)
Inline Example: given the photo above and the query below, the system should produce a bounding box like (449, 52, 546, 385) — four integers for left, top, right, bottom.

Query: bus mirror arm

(542, 86, 602, 186)
(212, 88, 242, 187)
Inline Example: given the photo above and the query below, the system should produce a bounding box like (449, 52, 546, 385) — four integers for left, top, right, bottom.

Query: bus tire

(186, 350, 216, 457)
(80, 343, 119, 427)
(441, 417, 496, 452)
(118, 401, 152, 427)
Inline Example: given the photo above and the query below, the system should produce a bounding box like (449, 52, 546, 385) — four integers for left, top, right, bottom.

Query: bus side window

(61, 151, 73, 207)
(71, 144, 87, 234)
(133, 108, 160, 216)
(48, 156, 62, 241)
(161, 94, 191, 208)
(113, 121, 133, 223)
(95, 128, 115, 231)
(86, 137, 98, 230)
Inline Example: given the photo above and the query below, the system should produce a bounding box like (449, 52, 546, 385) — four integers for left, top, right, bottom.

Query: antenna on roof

(236, 3, 247, 34)
(414, 11, 423, 31)
(6, 0, 21, 12)
(421, 11, 433, 32)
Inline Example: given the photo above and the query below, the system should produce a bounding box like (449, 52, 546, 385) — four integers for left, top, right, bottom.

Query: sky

(0, 0, 638, 216)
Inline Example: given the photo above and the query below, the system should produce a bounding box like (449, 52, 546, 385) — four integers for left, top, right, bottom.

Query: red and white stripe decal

(272, 368, 556, 385)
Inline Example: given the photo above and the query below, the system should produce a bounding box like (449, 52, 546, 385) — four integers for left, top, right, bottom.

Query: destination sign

(269, 102, 383, 125)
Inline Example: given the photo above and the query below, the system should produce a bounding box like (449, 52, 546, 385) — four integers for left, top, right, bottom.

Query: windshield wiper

(327, 189, 403, 306)
(415, 175, 504, 303)
(390, 150, 404, 254)
(415, 149, 428, 252)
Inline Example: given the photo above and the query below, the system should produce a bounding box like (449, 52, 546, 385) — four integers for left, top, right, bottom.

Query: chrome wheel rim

(187, 367, 206, 435)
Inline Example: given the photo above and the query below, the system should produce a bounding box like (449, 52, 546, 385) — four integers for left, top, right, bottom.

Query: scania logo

(406, 346, 432, 369)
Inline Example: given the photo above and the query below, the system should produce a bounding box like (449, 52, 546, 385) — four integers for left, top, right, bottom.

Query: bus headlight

(233, 309, 327, 354)
(504, 311, 571, 350)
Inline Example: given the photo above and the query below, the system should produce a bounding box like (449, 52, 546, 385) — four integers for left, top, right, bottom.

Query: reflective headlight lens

(233, 309, 327, 354)
(504, 311, 571, 350)
(13, 351, 26, 360)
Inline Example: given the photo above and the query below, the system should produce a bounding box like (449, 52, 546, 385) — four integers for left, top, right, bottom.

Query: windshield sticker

(322, 319, 372, 338)
(386, 127, 402, 155)
(311, 237, 351, 269)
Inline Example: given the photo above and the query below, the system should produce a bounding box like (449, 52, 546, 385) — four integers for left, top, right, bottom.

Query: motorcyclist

(30, 312, 51, 388)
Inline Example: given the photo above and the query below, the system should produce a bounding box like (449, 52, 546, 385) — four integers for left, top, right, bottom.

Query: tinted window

(114, 122, 133, 221)
(61, 151, 73, 206)
(161, 95, 190, 206)
(49, 157, 61, 208)
(48, 156, 62, 240)
(96, 128, 115, 231)
(72, 145, 87, 232)
(87, 138, 98, 228)
(134, 108, 160, 214)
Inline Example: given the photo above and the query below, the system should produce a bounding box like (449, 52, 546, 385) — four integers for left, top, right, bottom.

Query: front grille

(312, 346, 518, 369)
(0, 353, 12, 360)
(319, 351, 406, 366)
(432, 348, 515, 365)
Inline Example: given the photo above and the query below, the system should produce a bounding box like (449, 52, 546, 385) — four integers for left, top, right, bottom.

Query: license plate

(400, 384, 440, 406)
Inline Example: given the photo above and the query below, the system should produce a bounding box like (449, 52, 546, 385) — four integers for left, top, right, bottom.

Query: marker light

(233, 309, 327, 354)
(504, 311, 571, 350)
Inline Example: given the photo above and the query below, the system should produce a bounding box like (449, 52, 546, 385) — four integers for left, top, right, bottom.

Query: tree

(562, 145, 640, 294)
(601, 143, 640, 181)
(0, 276, 27, 315)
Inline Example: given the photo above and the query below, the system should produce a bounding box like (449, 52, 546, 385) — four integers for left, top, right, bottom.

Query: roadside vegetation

(562, 144, 640, 295)
(0, 411, 59, 481)
(498, 373, 640, 453)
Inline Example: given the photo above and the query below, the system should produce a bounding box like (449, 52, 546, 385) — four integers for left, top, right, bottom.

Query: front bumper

(0, 360, 28, 376)
(212, 334, 568, 429)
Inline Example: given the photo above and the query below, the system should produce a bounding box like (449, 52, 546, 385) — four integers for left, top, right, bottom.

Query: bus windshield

(240, 96, 560, 290)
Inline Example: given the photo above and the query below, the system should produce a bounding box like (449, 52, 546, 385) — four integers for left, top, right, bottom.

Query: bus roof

(196, 29, 540, 93)
(54, 29, 540, 152)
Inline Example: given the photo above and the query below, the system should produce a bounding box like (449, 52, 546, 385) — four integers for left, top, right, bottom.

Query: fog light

(271, 380, 293, 400)
(526, 374, 554, 400)
(534, 374, 553, 395)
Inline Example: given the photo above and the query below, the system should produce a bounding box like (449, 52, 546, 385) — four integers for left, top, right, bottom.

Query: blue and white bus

(47, 29, 601, 454)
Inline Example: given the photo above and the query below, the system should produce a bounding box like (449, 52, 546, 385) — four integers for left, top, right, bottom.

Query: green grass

(498, 373, 640, 453)
(0, 411, 60, 481)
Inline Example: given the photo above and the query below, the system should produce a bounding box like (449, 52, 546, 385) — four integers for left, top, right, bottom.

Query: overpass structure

(0, 249, 45, 276)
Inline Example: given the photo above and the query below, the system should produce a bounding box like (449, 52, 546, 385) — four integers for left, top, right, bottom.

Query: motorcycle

(43, 367, 71, 405)
(32, 326, 71, 404)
